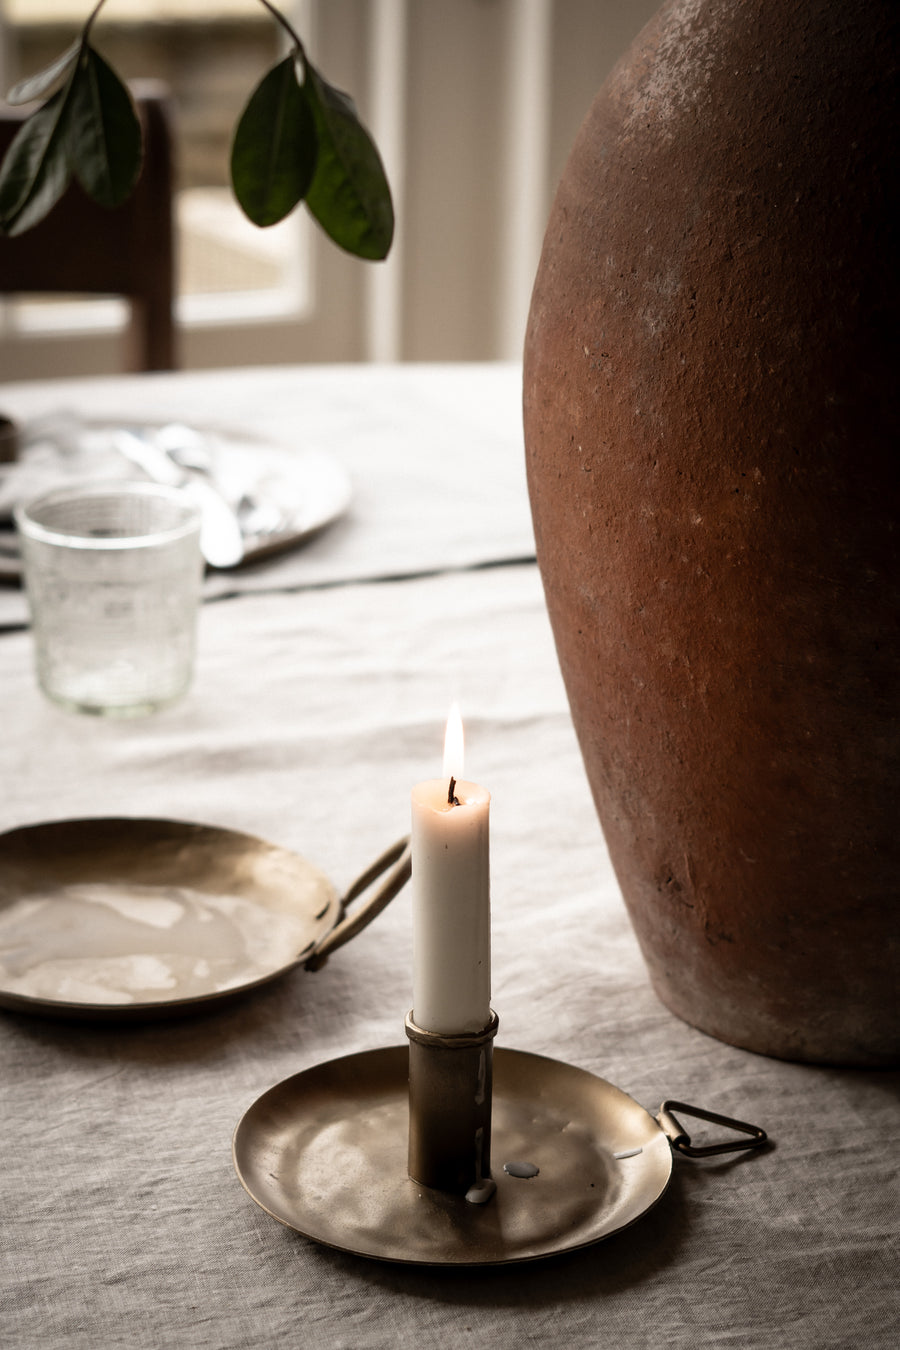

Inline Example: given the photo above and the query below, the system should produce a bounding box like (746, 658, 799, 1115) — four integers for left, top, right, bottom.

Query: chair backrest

(0, 81, 177, 372)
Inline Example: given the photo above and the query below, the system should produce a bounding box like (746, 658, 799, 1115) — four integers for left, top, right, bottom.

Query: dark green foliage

(0, 0, 394, 261)
(231, 56, 318, 228)
(303, 63, 394, 261)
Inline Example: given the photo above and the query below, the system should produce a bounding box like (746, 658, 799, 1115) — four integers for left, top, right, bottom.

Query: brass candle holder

(232, 1005, 767, 1266)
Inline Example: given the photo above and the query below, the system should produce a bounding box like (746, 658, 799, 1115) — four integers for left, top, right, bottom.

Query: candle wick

(447, 776, 460, 806)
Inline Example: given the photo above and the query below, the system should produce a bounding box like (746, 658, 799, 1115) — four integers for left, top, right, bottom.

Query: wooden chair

(0, 81, 177, 372)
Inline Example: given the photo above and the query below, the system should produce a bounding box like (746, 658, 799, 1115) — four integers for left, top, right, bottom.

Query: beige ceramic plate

(0, 818, 408, 1020)
(0, 417, 352, 580)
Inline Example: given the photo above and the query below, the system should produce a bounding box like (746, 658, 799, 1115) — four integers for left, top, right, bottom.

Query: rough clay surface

(523, 0, 899, 1064)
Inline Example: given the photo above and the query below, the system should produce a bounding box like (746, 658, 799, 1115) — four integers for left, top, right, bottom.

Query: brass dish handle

(305, 836, 412, 971)
(657, 1100, 768, 1157)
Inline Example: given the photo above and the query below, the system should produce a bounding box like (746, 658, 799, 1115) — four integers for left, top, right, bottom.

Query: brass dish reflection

(0, 818, 410, 1020)
(232, 1046, 675, 1265)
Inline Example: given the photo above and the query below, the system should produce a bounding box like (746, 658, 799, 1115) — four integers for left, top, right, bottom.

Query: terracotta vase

(523, 0, 899, 1065)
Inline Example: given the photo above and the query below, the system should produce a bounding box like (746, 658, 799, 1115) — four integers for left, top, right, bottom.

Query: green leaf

(231, 56, 317, 228)
(68, 46, 142, 209)
(0, 83, 74, 236)
(302, 62, 394, 261)
(6, 39, 81, 106)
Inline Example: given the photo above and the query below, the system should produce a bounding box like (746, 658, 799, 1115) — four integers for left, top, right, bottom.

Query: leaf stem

(83, 0, 109, 42)
(256, 0, 306, 62)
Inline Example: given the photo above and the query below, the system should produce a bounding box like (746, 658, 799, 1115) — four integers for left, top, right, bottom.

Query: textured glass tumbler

(15, 481, 203, 716)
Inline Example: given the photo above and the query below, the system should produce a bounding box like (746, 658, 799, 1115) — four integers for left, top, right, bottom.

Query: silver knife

(113, 428, 244, 569)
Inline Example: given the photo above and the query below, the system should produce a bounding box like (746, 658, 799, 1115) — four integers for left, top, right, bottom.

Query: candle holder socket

(406, 1010, 499, 1195)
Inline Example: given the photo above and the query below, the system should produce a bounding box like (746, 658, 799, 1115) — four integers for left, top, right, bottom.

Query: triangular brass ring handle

(657, 1099, 768, 1157)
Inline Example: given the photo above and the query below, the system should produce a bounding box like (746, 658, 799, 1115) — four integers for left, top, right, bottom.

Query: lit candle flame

(443, 702, 464, 781)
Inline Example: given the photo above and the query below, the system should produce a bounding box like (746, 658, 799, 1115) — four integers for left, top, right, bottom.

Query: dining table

(0, 361, 895, 1350)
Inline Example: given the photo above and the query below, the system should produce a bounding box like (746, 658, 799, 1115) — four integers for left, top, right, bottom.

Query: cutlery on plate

(149, 423, 288, 540)
(113, 428, 245, 568)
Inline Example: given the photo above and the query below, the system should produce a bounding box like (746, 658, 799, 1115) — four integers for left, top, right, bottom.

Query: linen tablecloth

(0, 365, 896, 1350)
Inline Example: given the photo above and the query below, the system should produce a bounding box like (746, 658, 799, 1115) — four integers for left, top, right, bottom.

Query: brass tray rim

(0, 816, 408, 1022)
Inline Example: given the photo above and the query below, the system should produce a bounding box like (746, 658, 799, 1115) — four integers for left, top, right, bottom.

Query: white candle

(411, 704, 491, 1034)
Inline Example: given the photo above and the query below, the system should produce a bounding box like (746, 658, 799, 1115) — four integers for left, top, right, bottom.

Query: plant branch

(256, 0, 306, 62)
(84, 0, 110, 42)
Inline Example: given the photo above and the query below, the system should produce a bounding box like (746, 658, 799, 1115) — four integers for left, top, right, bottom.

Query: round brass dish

(0, 818, 409, 1020)
(232, 1045, 674, 1265)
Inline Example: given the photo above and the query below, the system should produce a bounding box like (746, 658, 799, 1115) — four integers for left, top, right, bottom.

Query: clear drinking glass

(15, 480, 203, 716)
